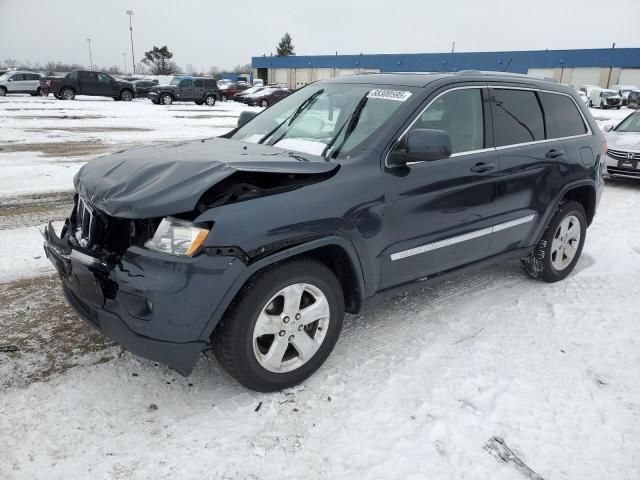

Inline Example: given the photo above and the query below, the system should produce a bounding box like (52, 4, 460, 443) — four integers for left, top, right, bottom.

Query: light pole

(122, 53, 127, 75)
(126, 10, 136, 74)
(86, 38, 93, 70)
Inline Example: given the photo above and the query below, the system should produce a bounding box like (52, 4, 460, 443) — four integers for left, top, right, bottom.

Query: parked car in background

(578, 91, 589, 106)
(0, 71, 42, 96)
(233, 86, 266, 102)
(42, 72, 605, 391)
(148, 76, 219, 105)
(588, 88, 621, 109)
(604, 111, 640, 179)
(46, 70, 135, 101)
(579, 84, 600, 98)
(253, 79, 264, 87)
(245, 87, 292, 107)
(132, 79, 159, 98)
(610, 84, 639, 106)
(218, 82, 250, 101)
(627, 90, 640, 110)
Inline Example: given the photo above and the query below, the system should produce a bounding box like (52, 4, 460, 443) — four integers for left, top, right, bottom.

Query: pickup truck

(44, 70, 135, 101)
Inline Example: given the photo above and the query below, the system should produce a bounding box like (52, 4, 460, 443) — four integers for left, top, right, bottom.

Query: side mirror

(237, 110, 258, 128)
(604, 124, 614, 132)
(388, 129, 452, 167)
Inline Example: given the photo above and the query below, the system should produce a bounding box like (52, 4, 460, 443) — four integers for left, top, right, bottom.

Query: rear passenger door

(79, 71, 98, 95)
(488, 87, 573, 256)
(193, 79, 205, 100)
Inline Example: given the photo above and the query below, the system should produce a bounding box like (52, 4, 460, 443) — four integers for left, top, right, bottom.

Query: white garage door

(618, 69, 640, 87)
(273, 69, 288, 87)
(314, 68, 333, 81)
(528, 68, 555, 79)
(295, 69, 311, 88)
(569, 68, 602, 88)
(336, 68, 357, 77)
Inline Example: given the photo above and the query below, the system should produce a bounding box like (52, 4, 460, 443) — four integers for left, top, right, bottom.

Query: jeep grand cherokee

(42, 72, 605, 391)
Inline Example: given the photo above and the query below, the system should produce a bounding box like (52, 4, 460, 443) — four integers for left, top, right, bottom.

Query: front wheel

(160, 93, 173, 105)
(212, 259, 345, 392)
(521, 200, 587, 283)
(261, 99, 269, 108)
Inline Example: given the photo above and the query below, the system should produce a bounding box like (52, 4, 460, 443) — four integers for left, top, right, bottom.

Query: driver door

(380, 86, 501, 288)
(97, 73, 114, 96)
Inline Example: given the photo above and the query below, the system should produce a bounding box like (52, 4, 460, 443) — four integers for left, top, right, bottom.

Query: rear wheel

(630, 101, 639, 110)
(221, 93, 227, 102)
(120, 89, 133, 101)
(204, 95, 216, 106)
(212, 259, 345, 392)
(261, 99, 269, 108)
(521, 200, 587, 283)
(160, 93, 173, 105)
(61, 88, 75, 100)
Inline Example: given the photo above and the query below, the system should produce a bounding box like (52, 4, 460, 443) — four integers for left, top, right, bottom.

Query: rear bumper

(42, 224, 246, 375)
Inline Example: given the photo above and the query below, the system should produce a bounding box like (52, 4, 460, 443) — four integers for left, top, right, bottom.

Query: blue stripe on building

(252, 48, 640, 73)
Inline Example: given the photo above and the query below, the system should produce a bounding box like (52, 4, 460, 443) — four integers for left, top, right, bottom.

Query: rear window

(539, 92, 587, 138)
(492, 89, 544, 147)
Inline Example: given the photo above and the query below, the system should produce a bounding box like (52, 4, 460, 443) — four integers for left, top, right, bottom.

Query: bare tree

(135, 62, 149, 74)
(232, 63, 253, 74)
(106, 65, 123, 75)
(207, 66, 221, 78)
(4, 58, 19, 68)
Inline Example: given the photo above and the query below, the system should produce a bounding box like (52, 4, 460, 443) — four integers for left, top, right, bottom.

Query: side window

(79, 71, 94, 82)
(538, 92, 587, 138)
(410, 88, 484, 155)
(491, 89, 544, 147)
(179, 80, 193, 88)
(97, 73, 112, 83)
(204, 80, 216, 89)
(10, 74, 23, 81)
(194, 79, 203, 88)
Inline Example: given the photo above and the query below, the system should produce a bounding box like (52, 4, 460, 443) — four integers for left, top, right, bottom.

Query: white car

(0, 71, 42, 96)
(604, 111, 640, 179)
(610, 84, 639, 106)
(588, 88, 622, 109)
(578, 91, 589, 106)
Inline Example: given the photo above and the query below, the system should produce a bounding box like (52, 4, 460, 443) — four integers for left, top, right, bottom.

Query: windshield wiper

(322, 93, 369, 159)
(258, 89, 324, 145)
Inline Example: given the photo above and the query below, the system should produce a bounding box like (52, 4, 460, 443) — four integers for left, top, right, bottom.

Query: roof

(252, 48, 640, 73)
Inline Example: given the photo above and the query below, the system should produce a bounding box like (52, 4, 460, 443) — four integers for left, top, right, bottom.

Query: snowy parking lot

(1, 95, 639, 479)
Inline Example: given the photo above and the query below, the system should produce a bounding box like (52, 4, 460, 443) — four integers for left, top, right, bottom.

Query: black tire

(0, 87, 6, 96)
(120, 89, 133, 101)
(521, 200, 587, 283)
(630, 102, 639, 110)
(616, 106, 621, 110)
(204, 95, 216, 106)
(212, 258, 345, 392)
(113, 97, 121, 101)
(61, 87, 75, 100)
(261, 99, 269, 108)
(194, 100, 203, 105)
(160, 93, 173, 105)
(151, 99, 160, 104)
(221, 93, 227, 102)
(54, 93, 62, 100)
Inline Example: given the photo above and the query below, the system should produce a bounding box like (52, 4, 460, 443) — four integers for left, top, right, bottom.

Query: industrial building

(251, 48, 640, 90)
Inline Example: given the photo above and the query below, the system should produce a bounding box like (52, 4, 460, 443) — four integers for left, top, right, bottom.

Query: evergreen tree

(276, 33, 295, 57)
(142, 46, 179, 75)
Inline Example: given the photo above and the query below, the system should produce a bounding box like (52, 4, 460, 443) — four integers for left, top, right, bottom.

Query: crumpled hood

(74, 137, 338, 219)
(606, 131, 640, 152)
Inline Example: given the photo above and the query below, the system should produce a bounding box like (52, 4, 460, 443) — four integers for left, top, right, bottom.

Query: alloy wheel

(252, 283, 330, 373)
(550, 215, 581, 271)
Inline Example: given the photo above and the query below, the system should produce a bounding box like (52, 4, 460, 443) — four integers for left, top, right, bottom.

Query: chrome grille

(74, 197, 96, 247)
(608, 149, 639, 161)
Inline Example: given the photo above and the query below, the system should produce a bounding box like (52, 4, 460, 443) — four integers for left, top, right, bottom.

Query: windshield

(169, 78, 181, 85)
(231, 83, 415, 158)
(602, 91, 617, 97)
(615, 114, 640, 133)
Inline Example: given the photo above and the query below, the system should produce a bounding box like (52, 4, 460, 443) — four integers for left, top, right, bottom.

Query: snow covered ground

(1, 96, 640, 480)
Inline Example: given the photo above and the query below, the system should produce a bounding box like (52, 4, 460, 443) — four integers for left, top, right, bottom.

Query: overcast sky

(1, 0, 638, 72)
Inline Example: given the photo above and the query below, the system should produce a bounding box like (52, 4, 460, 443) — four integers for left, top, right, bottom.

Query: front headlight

(144, 217, 210, 256)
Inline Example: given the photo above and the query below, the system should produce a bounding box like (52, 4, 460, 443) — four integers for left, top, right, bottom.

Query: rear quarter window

(539, 92, 587, 138)
(491, 89, 544, 147)
(204, 80, 216, 89)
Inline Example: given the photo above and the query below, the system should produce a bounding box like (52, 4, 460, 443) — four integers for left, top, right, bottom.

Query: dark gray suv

(43, 71, 605, 391)
(148, 76, 220, 105)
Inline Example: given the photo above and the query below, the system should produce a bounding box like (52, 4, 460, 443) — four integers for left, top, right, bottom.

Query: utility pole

(122, 53, 127, 75)
(86, 38, 93, 70)
(126, 10, 136, 74)
(451, 41, 455, 54)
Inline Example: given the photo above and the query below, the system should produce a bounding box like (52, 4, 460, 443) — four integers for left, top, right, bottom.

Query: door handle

(545, 149, 565, 159)
(470, 162, 495, 173)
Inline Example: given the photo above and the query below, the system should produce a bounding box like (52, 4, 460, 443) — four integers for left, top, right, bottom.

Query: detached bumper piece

(42, 222, 243, 376)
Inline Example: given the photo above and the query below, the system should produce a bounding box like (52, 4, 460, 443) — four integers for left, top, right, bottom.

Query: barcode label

(367, 89, 412, 102)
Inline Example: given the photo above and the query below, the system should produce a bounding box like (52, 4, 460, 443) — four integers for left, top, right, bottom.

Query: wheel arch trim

(199, 235, 366, 341)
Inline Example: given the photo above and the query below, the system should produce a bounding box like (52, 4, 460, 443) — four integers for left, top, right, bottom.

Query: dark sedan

(133, 79, 159, 98)
(245, 87, 292, 107)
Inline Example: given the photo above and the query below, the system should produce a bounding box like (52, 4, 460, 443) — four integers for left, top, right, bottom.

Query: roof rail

(456, 70, 559, 83)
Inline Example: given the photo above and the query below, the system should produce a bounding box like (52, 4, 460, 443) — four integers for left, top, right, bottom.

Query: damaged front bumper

(42, 222, 246, 375)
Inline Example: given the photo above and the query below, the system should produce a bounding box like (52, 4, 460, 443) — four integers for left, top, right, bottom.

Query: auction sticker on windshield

(367, 89, 412, 102)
